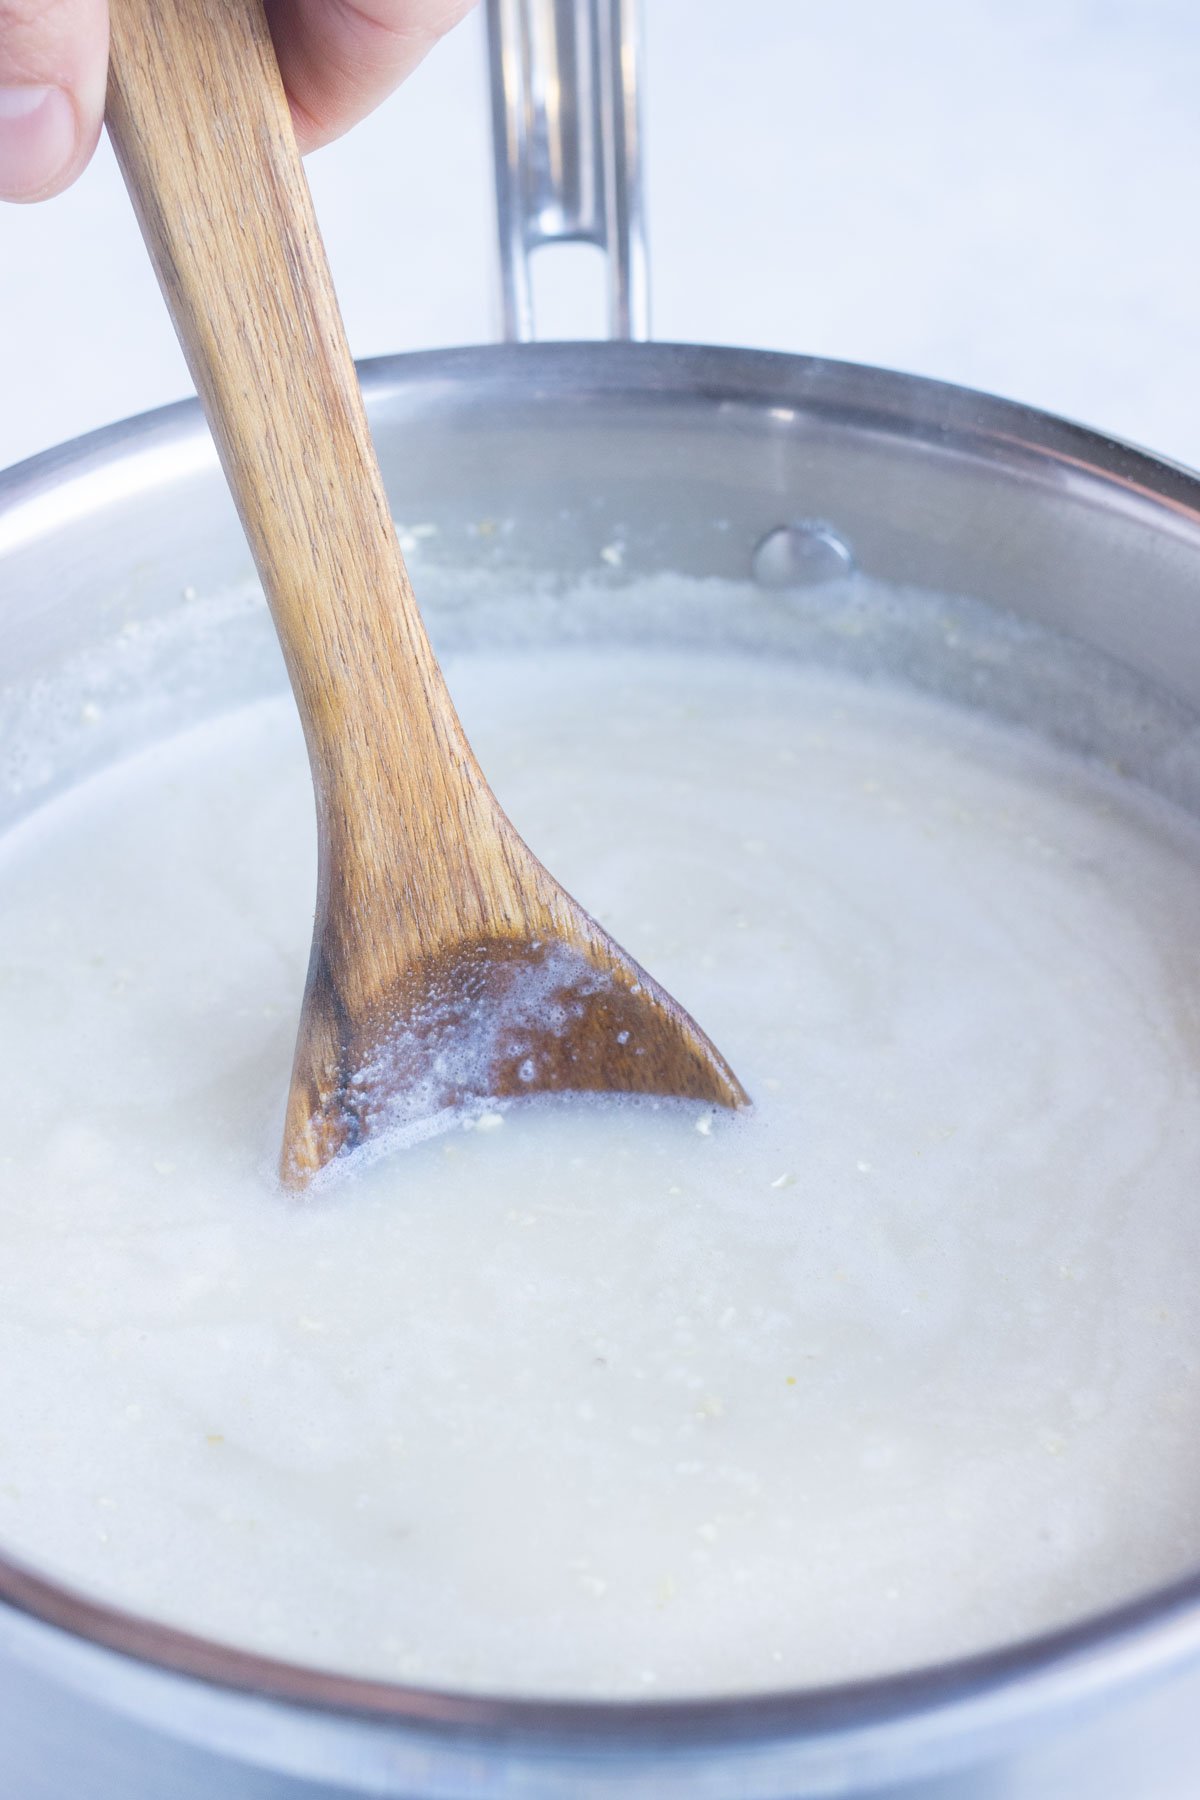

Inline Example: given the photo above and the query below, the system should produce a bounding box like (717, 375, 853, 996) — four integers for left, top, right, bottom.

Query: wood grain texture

(105, 0, 747, 1186)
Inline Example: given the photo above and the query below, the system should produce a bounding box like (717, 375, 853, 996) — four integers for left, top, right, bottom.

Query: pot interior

(6, 343, 1200, 833)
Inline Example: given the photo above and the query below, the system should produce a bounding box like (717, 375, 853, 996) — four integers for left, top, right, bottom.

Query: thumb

(0, 0, 107, 200)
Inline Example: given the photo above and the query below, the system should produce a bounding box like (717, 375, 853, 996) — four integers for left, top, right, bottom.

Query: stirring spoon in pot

(104, 0, 747, 1186)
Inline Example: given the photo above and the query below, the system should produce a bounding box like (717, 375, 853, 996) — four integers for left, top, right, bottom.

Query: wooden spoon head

(282, 925, 747, 1188)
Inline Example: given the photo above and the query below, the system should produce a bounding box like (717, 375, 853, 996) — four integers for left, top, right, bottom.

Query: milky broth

(1, 628, 1200, 1697)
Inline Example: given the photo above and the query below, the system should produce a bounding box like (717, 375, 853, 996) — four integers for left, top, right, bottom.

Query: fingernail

(0, 86, 77, 200)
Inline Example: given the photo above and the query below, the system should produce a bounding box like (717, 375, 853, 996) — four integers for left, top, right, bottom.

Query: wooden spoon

(105, 0, 747, 1187)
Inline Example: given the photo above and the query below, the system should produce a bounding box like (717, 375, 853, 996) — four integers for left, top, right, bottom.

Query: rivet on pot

(752, 522, 855, 589)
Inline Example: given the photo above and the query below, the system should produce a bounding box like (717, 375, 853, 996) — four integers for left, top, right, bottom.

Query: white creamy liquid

(2, 638, 1200, 1697)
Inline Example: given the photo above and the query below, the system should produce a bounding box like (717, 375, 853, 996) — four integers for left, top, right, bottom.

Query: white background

(2, 0, 1200, 474)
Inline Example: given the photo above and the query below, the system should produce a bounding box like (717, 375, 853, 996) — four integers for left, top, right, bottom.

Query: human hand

(0, 0, 474, 201)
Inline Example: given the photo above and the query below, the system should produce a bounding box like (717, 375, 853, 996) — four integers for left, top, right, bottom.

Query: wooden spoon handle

(105, 0, 469, 820)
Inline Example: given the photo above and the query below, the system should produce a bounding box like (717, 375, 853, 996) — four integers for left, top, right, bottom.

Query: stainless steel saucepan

(2, 2, 1200, 1794)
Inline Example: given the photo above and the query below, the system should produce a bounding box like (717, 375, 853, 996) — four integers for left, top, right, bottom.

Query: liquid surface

(2, 645, 1200, 1697)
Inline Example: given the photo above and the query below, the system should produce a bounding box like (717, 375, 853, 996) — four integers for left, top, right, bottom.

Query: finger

(0, 0, 107, 201)
(265, 0, 475, 153)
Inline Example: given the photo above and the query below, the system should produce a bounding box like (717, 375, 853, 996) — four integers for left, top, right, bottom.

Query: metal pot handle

(485, 0, 650, 341)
